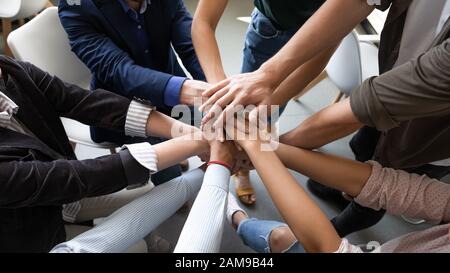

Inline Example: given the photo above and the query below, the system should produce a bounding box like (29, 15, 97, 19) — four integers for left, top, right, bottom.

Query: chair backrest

(15, 0, 48, 20)
(0, 0, 21, 18)
(0, 0, 48, 20)
(7, 7, 92, 89)
(325, 30, 362, 96)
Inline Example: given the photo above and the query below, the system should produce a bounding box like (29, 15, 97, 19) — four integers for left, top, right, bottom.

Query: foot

(227, 194, 248, 229)
(146, 232, 171, 253)
(179, 159, 190, 172)
(234, 174, 256, 206)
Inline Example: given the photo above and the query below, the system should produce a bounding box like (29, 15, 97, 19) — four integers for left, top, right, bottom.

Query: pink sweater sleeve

(354, 161, 450, 224)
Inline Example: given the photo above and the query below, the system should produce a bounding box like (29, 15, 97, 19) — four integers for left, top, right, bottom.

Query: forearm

(259, 0, 374, 88)
(153, 136, 208, 171)
(244, 143, 342, 253)
(280, 99, 362, 149)
(192, 0, 228, 83)
(274, 142, 372, 197)
(146, 111, 200, 139)
(192, 23, 227, 83)
(272, 46, 336, 106)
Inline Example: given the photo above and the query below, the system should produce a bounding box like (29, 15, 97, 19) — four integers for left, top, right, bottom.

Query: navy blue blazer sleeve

(58, 1, 172, 108)
(170, 0, 206, 81)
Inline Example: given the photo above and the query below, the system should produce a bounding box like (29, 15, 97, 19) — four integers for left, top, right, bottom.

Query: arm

(349, 38, 450, 131)
(272, 142, 450, 224)
(280, 38, 450, 148)
(22, 60, 200, 141)
(0, 133, 207, 209)
(258, 0, 374, 88)
(191, 0, 228, 83)
(240, 141, 342, 253)
(175, 141, 236, 253)
(170, 0, 206, 81)
(271, 46, 337, 107)
(58, 4, 172, 108)
(280, 99, 363, 149)
(200, 0, 375, 125)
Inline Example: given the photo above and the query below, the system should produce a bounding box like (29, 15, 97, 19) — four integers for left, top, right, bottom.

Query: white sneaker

(227, 193, 248, 224)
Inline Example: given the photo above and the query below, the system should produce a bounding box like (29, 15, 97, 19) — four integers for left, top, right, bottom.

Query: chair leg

(110, 148, 117, 154)
(70, 141, 77, 151)
(1, 19, 13, 57)
(332, 91, 344, 104)
(293, 70, 328, 101)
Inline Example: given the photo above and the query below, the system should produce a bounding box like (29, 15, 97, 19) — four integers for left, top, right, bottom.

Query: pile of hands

(184, 72, 277, 174)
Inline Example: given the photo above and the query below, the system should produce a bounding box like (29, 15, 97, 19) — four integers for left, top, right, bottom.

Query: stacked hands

(177, 71, 278, 174)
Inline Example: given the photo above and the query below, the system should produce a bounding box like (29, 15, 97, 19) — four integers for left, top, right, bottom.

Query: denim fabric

(241, 8, 298, 121)
(237, 218, 305, 253)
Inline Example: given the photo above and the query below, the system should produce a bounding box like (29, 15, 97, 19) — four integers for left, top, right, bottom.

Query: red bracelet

(207, 160, 233, 171)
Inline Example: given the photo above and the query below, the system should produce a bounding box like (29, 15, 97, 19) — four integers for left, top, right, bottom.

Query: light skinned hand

(199, 70, 277, 136)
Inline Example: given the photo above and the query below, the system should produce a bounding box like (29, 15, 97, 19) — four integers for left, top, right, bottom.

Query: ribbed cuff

(125, 100, 154, 138)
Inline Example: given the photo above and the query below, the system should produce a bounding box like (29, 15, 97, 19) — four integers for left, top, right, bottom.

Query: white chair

(7, 7, 117, 154)
(326, 30, 379, 103)
(1, 0, 51, 56)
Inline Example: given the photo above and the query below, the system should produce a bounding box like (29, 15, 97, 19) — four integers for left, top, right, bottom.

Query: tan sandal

(234, 176, 256, 206)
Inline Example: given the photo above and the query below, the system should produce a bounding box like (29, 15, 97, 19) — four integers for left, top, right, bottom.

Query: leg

(69, 183, 153, 223)
(234, 169, 256, 205)
(237, 218, 303, 253)
(1, 19, 13, 57)
(332, 91, 345, 104)
(228, 194, 303, 253)
(51, 169, 204, 253)
(308, 126, 383, 236)
(64, 225, 148, 253)
(70, 141, 77, 151)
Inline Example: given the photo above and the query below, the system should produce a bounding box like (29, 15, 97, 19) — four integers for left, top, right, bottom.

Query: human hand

(179, 80, 211, 106)
(209, 139, 240, 171)
(199, 70, 277, 137)
(223, 112, 273, 151)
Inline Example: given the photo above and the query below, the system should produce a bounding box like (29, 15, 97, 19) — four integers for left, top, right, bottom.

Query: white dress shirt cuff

(121, 142, 158, 185)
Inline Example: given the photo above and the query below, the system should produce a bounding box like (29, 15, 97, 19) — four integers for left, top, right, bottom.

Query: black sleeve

(20, 61, 132, 132)
(0, 150, 149, 208)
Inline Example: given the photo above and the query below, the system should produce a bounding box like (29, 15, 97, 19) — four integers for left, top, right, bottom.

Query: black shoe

(331, 202, 386, 237)
(306, 179, 350, 209)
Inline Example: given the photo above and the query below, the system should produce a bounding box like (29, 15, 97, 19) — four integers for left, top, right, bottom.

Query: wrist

(279, 132, 294, 146)
(239, 140, 261, 153)
(259, 64, 282, 91)
(179, 80, 194, 105)
(210, 151, 233, 167)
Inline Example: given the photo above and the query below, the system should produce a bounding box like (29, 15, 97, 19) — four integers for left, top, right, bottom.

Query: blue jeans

(242, 8, 298, 120)
(237, 218, 305, 253)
